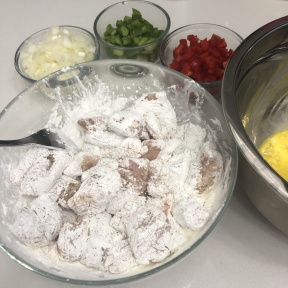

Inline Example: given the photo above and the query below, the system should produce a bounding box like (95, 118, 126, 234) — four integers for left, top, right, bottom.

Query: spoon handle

(0, 140, 28, 146)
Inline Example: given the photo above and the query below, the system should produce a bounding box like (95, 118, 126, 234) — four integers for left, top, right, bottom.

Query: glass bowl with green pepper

(93, 0, 170, 63)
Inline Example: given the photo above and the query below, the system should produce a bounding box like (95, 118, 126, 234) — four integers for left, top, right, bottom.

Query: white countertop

(1, 1, 288, 287)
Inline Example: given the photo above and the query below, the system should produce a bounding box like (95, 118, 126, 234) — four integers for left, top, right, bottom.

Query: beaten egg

(258, 129, 288, 182)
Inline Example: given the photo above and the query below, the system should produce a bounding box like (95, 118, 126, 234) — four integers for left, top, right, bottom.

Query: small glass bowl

(14, 25, 100, 82)
(93, 0, 170, 63)
(159, 23, 243, 101)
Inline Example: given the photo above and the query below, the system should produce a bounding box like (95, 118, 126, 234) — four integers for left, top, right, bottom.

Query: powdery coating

(68, 166, 122, 215)
(118, 158, 150, 194)
(100, 138, 142, 160)
(196, 143, 224, 194)
(84, 129, 125, 148)
(108, 109, 144, 138)
(79, 213, 123, 270)
(10, 148, 45, 185)
(141, 139, 165, 161)
(11, 147, 72, 196)
(134, 91, 178, 139)
(77, 114, 109, 132)
(48, 175, 81, 208)
(108, 192, 147, 234)
(58, 212, 136, 273)
(172, 197, 210, 231)
(57, 218, 89, 261)
(63, 151, 100, 178)
(126, 198, 188, 265)
(104, 239, 138, 274)
(12, 194, 62, 246)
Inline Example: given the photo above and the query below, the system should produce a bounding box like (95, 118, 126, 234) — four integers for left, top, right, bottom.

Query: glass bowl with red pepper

(159, 23, 243, 101)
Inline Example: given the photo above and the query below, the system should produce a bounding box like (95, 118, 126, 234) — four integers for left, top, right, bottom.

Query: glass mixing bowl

(0, 59, 237, 285)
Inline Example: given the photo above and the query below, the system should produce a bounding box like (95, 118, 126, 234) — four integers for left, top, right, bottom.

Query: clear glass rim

(14, 25, 100, 83)
(93, 0, 171, 50)
(2, 59, 238, 286)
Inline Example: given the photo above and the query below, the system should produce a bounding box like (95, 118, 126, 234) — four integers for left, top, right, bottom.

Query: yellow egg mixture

(258, 129, 288, 181)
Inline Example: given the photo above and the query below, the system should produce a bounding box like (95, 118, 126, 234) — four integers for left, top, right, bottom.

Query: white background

(1, 1, 288, 287)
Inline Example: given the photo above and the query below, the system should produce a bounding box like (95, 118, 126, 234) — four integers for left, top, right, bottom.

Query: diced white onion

(19, 26, 96, 80)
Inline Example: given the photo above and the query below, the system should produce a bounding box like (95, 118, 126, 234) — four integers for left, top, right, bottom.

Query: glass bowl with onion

(159, 23, 243, 101)
(93, 0, 170, 63)
(14, 25, 100, 82)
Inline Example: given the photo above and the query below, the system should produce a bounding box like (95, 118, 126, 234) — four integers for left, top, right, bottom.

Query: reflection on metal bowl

(222, 15, 288, 235)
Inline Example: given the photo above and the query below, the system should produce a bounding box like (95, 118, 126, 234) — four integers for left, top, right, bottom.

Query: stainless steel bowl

(222, 16, 288, 235)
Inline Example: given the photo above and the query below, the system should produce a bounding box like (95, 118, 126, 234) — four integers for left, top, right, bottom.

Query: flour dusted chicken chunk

(81, 157, 118, 182)
(12, 194, 62, 246)
(10, 147, 72, 196)
(68, 165, 122, 215)
(196, 143, 223, 194)
(77, 114, 109, 132)
(48, 175, 81, 208)
(108, 191, 147, 234)
(126, 198, 187, 265)
(100, 137, 142, 160)
(141, 139, 165, 161)
(59, 212, 136, 274)
(78, 114, 125, 148)
(118, 157, 150, 194)
(63, 151, 100, 178)
(134, 91, 178, 139)
(172, 197, 210, 231)
(10, 148, 44, 186)
(104, 239, 138, 274)
(57, 217, 88, 261)
(79, 212, 123, 270)
(85, 129, 126, 148)
(108, 108, 144, 138)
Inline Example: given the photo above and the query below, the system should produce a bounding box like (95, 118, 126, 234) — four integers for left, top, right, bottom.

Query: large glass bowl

(0, 59, 237, 285)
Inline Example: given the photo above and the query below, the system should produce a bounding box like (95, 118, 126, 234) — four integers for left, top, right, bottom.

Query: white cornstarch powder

(8, 88, 224, 276)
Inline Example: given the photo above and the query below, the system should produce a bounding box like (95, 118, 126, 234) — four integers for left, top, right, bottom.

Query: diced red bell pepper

(169, 33, 234, 83)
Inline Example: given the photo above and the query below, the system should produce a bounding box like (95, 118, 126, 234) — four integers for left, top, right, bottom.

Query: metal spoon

(0, 129, 70, 150)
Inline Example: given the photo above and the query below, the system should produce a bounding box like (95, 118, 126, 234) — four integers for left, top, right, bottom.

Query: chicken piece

(84, 129, 125, 148)
(108, 109, 144, 138)
(77, 114, 109, 132)
(49, 175, 81, 208)
(68, 166, 122, 215)
(141, 139, 165, 161)
(171, 196, 210, 231)
(12, 194, 62, 246)
(133, 91, 178, 140)
(63, 151, 100, 178)
(11, 147, 72, 196)
(118, 158, 150, 194)
(126, 198, 187, 265)
(196, 147, 223, 194)
(57, 217, 88, 261)
(79, 212, 123, 270)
